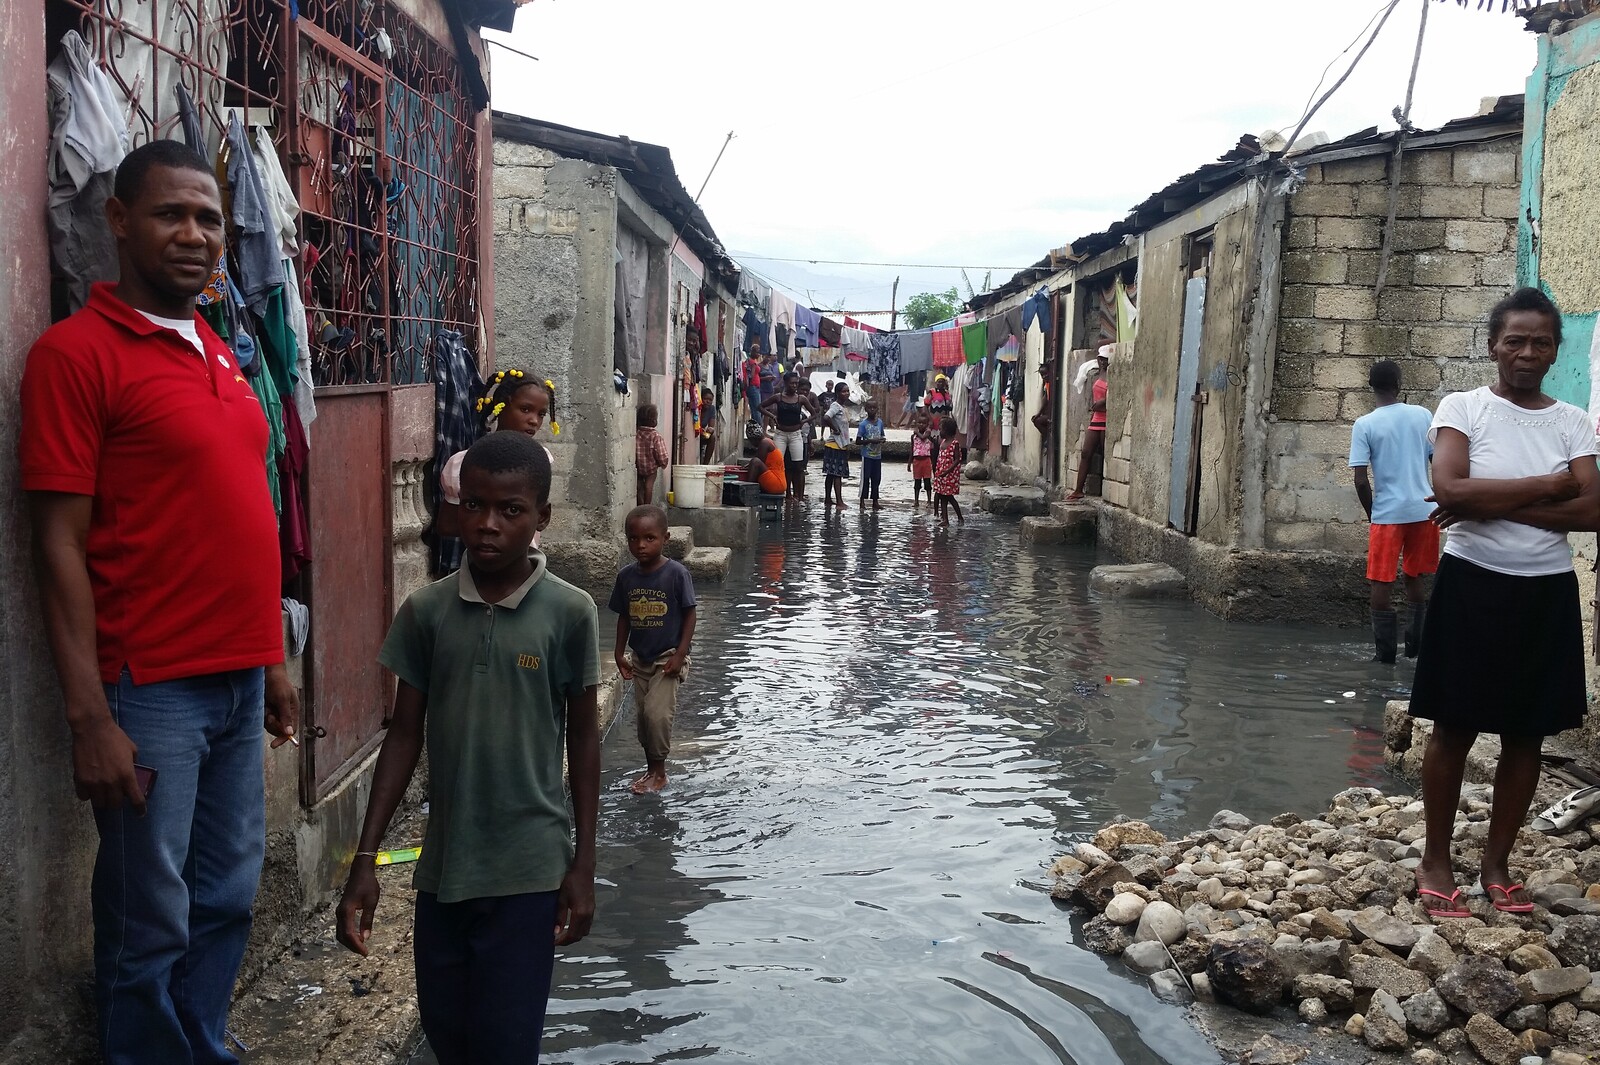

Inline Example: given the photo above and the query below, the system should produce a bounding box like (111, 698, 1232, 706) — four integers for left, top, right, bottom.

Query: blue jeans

(95, 668, 266, 1065)
(415, 890, 560, 1065)
(860, 456, 882, 500)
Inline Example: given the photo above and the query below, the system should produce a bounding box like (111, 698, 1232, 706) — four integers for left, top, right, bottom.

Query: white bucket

(672, 464, 708, 509)
(704, 467, 724, 507)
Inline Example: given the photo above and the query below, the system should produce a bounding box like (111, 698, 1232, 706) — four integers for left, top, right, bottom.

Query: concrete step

(684, 546, 732, 582)
(977, 486, 1049, 517)
(1049, 500, 1098, 525)
(668, 504, 756, 548)
(1020, 516, 1095, 546)
(1088, 562, 1187, 599)
(663, 526, 696, 559)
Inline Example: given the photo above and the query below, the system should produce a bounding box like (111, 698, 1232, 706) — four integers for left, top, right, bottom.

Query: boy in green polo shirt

(336, 431, 600, 1065)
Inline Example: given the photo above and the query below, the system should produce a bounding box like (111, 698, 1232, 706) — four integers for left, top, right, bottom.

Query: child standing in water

(820, 381, 852, 509)
(610, 505, 697, 794)
(635, 404, 671, 505)
(438, 369, 559, 542)
(856, 400, 885, 510)
(933, 415, 965, 526)
(909, 410, 935, 508)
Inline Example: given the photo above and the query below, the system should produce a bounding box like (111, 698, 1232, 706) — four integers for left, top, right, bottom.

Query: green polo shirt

(379, 552, 600, 903)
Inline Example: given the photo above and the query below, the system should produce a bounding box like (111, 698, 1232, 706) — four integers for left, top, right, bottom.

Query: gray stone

(1239, 1034, 1308, 1064)
(1504, 1004, 1549, 1031)
(1409, 932, 1458, 980)
(1570, 1010, 1600, 1050)
(1206, 938, 1288, 1015)
(976, 486, 1047, 516)
(1190, 972, 1215, 1003)
(1348, 953, 1432, 998)
(1087, 562, 1187, 600)
(1365, 988, 1409, 1050)
(1134, 901, 1185, 946)
(1294, 972, 1356, 1010)
(1466, 1013, 1525, 1065)
(1104, 893, 1146, 925)
(1465, 928, 1540, 957)
(1437, 955, 1521, 1017)
(1554, 898, 1600, 918)
(1534, 883, 1586, 908)
(1551, 916, 1600, 970)
(1508, 944, 1562, 973)
(1123, 940, 1171, 975)
(1298, 996, 1328, 1023)
(1403, 988, 1452, 1037)
(1079, 915, 1132, 956)
(1518, 966, 1592, 1005)
(1351, 906, 1421, 951)
(1551, 1000, 1580, 1036)
(1073, 861, 1134, 912)
(1148, 968, 1192, 1004)
(962, 460, 989, 481)
(1210, 809, 1253, 832)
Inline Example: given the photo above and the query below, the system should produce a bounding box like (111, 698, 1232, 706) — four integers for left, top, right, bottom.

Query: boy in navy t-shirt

(610, 505, 697, 794)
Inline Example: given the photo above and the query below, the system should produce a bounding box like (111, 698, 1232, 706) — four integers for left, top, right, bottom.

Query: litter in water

(1342, 691, 1356, 699)
(1273, 673, 1289, 681)
(1104, 676, 1143, 686)
(374, 847, 422, 866)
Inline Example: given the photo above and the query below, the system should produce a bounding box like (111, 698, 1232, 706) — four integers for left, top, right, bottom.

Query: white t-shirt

(138, 310, 206, 357)
(1430, 386, 1598, 576)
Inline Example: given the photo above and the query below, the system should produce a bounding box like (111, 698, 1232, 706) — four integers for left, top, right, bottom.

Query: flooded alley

(415, 503, 1410, 1065)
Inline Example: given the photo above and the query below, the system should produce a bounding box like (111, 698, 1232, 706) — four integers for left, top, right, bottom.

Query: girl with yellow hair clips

(436, 369, 559, 541)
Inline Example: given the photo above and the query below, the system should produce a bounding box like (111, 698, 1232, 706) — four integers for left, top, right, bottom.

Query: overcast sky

(490, 0, 1536, 320)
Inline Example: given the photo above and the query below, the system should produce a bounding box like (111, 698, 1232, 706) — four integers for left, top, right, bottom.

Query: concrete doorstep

(976, 485, 1049, 517)
(1088, 562, 1187, 599)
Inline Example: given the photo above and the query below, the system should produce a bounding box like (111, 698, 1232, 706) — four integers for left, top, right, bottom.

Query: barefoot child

(909, 410, 935, 508)
(338, 431, 601, 1065)
(635, 404, 671, 505)
(610, 505, 697, 793)
(933, 415, 965, 526)
(821, 381, 852, 509)
(856, 400, 885, 510)
(437, 369, 559, 540)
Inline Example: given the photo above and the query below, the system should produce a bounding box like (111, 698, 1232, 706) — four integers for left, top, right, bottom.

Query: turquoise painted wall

(1521, 19, 1600, 409)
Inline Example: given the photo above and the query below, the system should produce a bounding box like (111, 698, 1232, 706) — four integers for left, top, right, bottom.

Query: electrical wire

(733, 253, 1029, 271)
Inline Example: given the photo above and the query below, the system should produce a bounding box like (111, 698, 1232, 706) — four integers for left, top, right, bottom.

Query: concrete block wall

(1265, 139, 1521, 552)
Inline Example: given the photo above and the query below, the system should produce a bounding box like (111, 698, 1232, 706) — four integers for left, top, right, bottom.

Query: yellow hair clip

(544, 379, 555, 391)
(491, 401, 505, 418)
(508, 369, 524, 377)
(551, 422, 561, 436)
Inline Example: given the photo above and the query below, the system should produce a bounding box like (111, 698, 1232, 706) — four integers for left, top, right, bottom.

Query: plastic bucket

(703, 467, 723, 507)
(672, 464, 708, 509)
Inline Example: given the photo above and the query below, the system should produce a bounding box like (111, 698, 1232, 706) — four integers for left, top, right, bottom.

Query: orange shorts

(1366, 520, 1440, 582)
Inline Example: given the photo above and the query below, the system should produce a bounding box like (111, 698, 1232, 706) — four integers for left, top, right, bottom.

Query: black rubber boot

(1404, 601, 1426, 659)
(1371, 609, 1398, 664)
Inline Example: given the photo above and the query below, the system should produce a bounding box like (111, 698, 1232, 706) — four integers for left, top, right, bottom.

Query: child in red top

(636, 404, 671, 505)
(909, 409, 935, 508)
(933, 416, 965, 526)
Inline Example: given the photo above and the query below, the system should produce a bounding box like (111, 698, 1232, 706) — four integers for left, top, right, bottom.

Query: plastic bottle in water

(1103, 676, 1143, 686)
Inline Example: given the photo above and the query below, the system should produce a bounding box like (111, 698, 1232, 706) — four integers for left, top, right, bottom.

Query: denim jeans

(860, 456, 882, 500)
(415, 890, 561, 1065)
(95, 668, 266, 1065)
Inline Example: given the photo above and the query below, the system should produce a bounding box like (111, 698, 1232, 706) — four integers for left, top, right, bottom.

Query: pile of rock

(1050, 787, 1600, 1064)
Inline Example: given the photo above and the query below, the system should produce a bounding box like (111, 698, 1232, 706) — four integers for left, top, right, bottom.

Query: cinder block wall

(1265, 139, 1522, 552)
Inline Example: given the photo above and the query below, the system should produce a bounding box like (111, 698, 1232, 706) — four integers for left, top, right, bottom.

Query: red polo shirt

(21, 283, 284, 683)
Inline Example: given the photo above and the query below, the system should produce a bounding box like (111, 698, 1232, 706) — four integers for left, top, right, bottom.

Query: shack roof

(967, 95, 1524, 313)
(491, 111, 740, 288)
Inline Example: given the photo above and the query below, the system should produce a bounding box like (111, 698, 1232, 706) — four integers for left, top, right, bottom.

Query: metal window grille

(45, 0, 480, 386)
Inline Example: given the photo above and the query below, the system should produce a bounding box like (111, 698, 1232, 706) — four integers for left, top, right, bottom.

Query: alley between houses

(394, 489, 1405, 1065)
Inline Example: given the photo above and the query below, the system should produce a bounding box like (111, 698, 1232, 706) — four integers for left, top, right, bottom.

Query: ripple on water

(414, 506, 1401, 1065)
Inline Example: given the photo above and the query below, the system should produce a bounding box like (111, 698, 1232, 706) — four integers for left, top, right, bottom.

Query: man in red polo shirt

(21, 140, 298, 1065)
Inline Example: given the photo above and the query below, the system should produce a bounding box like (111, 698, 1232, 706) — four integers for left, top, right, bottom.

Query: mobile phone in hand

(134, 764, 158, 798)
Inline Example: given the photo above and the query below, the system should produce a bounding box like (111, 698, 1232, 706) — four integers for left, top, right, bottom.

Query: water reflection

(419, 505, 1403, 1064)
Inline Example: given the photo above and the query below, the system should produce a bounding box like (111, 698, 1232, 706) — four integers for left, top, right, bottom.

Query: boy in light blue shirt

(856, 400, 886, 510)
(1349, 359, 1437, 663)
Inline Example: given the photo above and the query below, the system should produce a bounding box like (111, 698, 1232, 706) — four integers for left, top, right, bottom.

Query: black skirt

(1409, 553, 1587, 738)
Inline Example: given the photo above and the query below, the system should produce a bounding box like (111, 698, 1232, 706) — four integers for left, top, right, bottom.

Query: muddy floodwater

(414, 501, 1409, 1065)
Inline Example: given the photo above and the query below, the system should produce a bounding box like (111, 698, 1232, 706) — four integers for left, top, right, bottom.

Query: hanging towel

(1073, 359, 1101, 395)
(961, 321, 987, 365)
(898, 329, 934, 374)
(932, 327, 963, 368)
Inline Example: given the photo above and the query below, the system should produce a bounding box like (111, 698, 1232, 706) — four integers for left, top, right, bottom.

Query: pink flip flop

(1487, 883, 1535, 914)
(1419, 887, 1472, 919)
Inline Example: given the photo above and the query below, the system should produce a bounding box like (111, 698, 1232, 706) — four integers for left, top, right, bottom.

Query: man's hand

(1425, 495, 1460, 530)
(555, 861, 595, 946)
(71, 712, 145, 813)
(663, 653, 686, 679)
(264, 663, 300, 749)
(336, 862, 380, 957)
(614, 653, 634, 681)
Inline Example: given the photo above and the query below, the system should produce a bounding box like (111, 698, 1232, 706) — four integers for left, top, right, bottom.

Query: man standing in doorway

(21, 140, 298, 1064)
(1349, 359, 1438, 663)
(1066, 346, 1110, 501)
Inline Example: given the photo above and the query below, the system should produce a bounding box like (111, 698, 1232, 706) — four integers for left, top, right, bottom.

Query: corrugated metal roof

(968, 96, 1523, 312)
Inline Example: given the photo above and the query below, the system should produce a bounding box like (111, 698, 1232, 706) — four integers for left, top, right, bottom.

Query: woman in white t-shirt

(1410, 288, 1599, 920)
